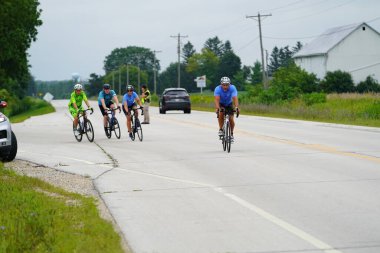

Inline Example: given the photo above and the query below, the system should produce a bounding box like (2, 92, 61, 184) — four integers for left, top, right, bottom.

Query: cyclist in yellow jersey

(68, 84, 92, 133)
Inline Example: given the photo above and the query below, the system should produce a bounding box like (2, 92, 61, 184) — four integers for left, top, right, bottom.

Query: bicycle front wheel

(113, 117, 121, 139)
(106, 119, 112, 139)
(226, 121, 232, 153)
(73, 122, 83, 142)
(222, 126, 227, 151)
(85, 119, 95, 142)
(135, 118, 143, 141)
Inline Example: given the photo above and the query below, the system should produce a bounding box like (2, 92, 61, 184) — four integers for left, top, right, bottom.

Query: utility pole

(153, 50, 162, 94)
(246, 12, 272, 89)
(170, 33, 188, 88)
(137, 55, 141, 92)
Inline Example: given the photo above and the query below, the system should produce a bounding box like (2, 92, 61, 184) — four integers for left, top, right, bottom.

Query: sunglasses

(222, 83, 230, 87)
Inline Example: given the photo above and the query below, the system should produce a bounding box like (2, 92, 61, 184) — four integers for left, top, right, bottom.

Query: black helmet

(103, 83, 110, 89)
(126, 85, 134, 91)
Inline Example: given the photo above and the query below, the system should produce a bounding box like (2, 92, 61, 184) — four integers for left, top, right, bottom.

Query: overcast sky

(28, 0, 380, 81)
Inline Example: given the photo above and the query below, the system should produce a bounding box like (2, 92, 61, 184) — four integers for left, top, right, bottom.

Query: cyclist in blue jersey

(214, 76, 239, 141)
(122, 85, 143, 139)
(98, 83, 120, 134)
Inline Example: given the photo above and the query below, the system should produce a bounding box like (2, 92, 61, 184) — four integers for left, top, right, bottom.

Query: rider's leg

(230, 115, 235, 136)
(73, 116, 79, 128)
(126, 114, 132, 133)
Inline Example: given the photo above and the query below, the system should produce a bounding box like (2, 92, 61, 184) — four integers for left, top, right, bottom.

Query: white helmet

(220, 76, 231, 84)
(74, 83, 83, 90)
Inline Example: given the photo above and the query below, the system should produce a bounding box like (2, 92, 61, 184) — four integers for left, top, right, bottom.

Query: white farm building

(293, 22, 380, 83)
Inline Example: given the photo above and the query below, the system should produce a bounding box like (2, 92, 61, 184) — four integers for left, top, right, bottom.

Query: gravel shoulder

(6, 159, 132, 253)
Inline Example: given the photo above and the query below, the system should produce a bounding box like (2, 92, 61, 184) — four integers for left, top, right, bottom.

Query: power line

(265, 0, 358, 26)
(261, 0, 307, 12)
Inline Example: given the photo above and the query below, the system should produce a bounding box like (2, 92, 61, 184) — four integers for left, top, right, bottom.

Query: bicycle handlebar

(127, 106, 144, 116)
(106, 106, 121, 113)
(216, 108, 239, 118)
(78, 108, 94, 115)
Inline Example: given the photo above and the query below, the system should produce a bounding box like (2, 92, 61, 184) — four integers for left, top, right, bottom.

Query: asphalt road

(13, 99, 380, 253)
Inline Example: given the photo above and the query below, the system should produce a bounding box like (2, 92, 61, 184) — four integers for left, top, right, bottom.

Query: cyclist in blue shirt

(98, 83, 120, 134)
(214, 76, 239, 141)
(122, 85, 143, 139)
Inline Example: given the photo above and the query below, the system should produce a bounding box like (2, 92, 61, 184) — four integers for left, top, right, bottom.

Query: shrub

(356, 76, 380, 93)
(302, 92, 327, 106)
(320, 70, 355, 93)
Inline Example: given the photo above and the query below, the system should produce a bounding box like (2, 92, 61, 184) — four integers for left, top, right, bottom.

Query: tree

(103, 46, 159, 74)
(268, 46, 281, 76)
(86, 73, 104, 97)
(268, 42, 303, 77)
(204, 36, 224, 58)
(320, 70, 355, 93)
(182, 41, 196, 63)
(186, 48, 219, 90)
(356, 76, 380, 93)
(272, 63, 319, 94)
(251, 61, 262, 85)
(0, 0, 42, 98)
(216, 51, 241, 88)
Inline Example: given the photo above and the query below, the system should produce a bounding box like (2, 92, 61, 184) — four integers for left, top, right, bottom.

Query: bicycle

(217, 108, 238, 153)
(129, 107, 144, 141)
(105, 106, 121, 139)
(73, 108, 94, 142)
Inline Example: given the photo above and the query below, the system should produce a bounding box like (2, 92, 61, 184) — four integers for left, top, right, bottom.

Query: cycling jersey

(122, 91, 139, 107)
(214, 84, 238, 106)
(98, 90, 117, 106)
(68, 91, 88, 109)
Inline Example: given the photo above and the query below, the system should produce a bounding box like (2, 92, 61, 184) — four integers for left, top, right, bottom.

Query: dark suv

(159, 88, 191, 114)
(0, 100, 17, 162)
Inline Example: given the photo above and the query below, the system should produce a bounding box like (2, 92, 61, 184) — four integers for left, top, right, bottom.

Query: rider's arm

(232, 96, 239, 109)
(214, 96, 220, 112)
(101, 98, 107, 110)
(123, 101, 128, 114)
(113, 95, 120, 108)
(136, 97, 143, 107)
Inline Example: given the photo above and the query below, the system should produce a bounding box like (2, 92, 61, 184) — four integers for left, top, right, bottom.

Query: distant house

(293, 22, 380, 83)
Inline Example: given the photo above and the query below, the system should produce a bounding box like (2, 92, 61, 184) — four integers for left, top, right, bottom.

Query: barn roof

(293, 22, 375, 58)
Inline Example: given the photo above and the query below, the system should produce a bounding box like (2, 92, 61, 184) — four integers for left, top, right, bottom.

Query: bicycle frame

(217, 108, 236, 153)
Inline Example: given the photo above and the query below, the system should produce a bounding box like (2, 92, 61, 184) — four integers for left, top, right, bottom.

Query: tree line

(1, 1, 379, 109)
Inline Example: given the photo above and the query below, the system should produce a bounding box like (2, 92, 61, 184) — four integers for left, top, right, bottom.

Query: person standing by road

(140, 84, 151, 124)
(98, 83, 120, 135)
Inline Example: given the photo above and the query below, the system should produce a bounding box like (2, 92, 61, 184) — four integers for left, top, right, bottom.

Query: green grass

(9, 102, 55, 123)
(189, 93, 380, 127)
(0, 164, 124, 253)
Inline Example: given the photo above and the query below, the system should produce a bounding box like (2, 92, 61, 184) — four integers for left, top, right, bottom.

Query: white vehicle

(0, 101, 17, 162)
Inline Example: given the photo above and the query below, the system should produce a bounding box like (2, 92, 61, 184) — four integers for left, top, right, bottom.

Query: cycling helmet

(126, 85, 134, 91)
(220, 76, 231, 84)
(103, 83, 110, 89)
(74, 83, 83, 90)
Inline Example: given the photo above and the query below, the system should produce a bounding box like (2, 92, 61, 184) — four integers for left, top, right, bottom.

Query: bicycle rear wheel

(113, 117, 121, 139)
(73, 122, 83, 142)
(85, 119, 94, 142)
(226, 121, 232, 153)
(134, 117, 143, 141)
